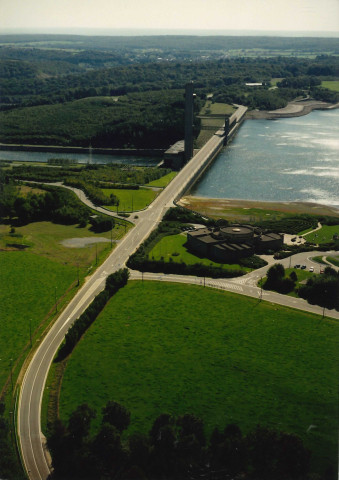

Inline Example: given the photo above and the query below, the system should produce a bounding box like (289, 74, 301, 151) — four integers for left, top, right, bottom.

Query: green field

(304, 225, 339, 244)
(321, 80, 339, 92)
(102, 187, 158, 211)
(0, 220, 128, 268)
(146, 171, 177, 188)
(0, 219, 132, 395)
(148, 233, 248, 272)
(327, 255, 339, 267)
(0, 251, 76, 393)
(58, 281, 339, 473)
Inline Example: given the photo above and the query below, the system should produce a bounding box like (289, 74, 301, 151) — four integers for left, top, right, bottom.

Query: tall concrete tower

(184, 81, 195, 162)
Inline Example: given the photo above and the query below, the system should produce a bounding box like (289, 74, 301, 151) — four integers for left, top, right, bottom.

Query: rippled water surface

(192, 109, 339, 207)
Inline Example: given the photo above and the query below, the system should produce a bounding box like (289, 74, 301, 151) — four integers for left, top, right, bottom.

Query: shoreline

(245, 100, 339, 120)
(178, 196, 339, 218)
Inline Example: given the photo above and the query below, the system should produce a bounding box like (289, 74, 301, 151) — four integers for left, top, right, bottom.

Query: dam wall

(174, 105, 247, 200)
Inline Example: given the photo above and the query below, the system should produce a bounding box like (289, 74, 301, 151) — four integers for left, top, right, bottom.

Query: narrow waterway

(191, 109, 339, 207)
(0, 149, 160, 166)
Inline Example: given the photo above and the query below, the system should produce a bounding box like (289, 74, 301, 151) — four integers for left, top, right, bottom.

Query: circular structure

(219, 225, 254, 242)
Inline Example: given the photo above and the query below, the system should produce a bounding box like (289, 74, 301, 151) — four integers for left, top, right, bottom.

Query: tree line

(57, 269, 129, 360)
(47, 399, 321, 480)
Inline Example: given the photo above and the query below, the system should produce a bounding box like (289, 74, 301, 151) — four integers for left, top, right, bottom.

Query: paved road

(18, 128, 338, 478)
(129, 249, 339, 320)
(18, 131, 234, 479)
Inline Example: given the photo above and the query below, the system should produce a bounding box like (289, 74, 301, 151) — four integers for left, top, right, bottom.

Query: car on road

(301, 265, 306, 269)
(309, 266, 314, 272)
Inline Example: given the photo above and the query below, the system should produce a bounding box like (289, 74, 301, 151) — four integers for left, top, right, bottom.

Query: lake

(0, 149, 160, 167)
(191, 109, 339, 208)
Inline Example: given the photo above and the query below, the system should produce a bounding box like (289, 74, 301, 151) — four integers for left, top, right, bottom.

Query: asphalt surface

(17, 128, 338, 479)
(18, 131, 233, 479)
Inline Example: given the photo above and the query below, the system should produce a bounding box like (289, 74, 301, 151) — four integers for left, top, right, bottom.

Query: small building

(163, 140, 185, 170)
(187, 224, 283, 262)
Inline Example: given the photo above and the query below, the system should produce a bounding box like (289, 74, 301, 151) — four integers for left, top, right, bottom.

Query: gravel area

(61, 237, 111, 248)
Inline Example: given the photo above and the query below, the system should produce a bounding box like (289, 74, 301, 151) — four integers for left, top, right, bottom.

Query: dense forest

(0, 34, 338, 148)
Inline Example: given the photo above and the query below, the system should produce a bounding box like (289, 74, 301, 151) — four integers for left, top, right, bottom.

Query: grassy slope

(59, 281, 339, 473)
(321, 80, 339, 92)
(146, 171, 177, 188)
(102, 187, 158, 211)
(148, 233, 249, 272)
(0, 251, 76, 391)
(304, 225, 339, 244)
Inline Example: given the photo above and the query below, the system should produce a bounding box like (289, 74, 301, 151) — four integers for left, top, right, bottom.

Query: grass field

(148, 233, 249, 272)
(321, 80, 339, 92)
(146, 171, 177, 188)
(0, 219, 132, 396)
(58, 281, 339, 473)
(102, 187, 158, 211)
(304, 225, 339, 244)
(327, 255, 339, 267)
(0, 220, 128, 269)
(0, 251, 76, 394)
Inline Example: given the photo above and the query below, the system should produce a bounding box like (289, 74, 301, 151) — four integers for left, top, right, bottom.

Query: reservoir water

(0, 150, 160, 167)
(191, 109, 339, 208)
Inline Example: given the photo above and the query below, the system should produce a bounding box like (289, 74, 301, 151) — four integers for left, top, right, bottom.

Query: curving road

(18, 131, 232, 479)
(17, 127, 338, 478)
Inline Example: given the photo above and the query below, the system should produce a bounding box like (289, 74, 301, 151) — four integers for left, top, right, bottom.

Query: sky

(1, 0, 339, 34)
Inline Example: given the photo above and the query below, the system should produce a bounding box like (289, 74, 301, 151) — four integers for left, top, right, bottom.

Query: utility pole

(77, 263, 80, 286)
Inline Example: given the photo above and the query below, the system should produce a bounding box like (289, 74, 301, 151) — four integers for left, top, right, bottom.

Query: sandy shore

(178, 196, 339, 220)
(246, 100, 339, 120)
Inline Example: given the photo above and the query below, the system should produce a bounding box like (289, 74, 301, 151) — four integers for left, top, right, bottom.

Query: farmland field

(58, 281, 339, 473)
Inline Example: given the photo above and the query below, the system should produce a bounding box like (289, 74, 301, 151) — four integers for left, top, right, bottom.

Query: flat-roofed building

(187, 224, 283, 262)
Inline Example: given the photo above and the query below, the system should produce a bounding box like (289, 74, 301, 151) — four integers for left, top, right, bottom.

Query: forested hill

(0, 34, 338, 55)
(0, 34, 338, 149)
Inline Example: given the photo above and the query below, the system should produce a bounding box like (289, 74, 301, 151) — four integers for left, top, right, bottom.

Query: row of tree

(47, 400, 319, 480)
(57, 269, 129, 360)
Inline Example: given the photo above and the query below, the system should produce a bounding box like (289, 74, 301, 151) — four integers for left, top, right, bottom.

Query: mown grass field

(146, 171, 177, 188)
(58, 281, 339, 473)
(148, 233, 249, 272)
(0, 219, 131, 396)
(0, 220, 127, 269)
(304, 225, 339, 244)
(102, 187, 158, 211)
(321, 80, 339, 92)
(0, 251, 76, 393)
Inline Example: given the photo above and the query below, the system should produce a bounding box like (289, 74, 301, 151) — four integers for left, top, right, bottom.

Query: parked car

(320, 269, 324, 274)
(294, 264, 300, 268)
(309, 266, 314, 272)
(301, 265, 306, 269)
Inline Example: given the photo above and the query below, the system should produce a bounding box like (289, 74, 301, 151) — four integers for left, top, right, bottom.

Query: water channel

(0, 149, 160, 167)
(191, 109, 339, 208)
